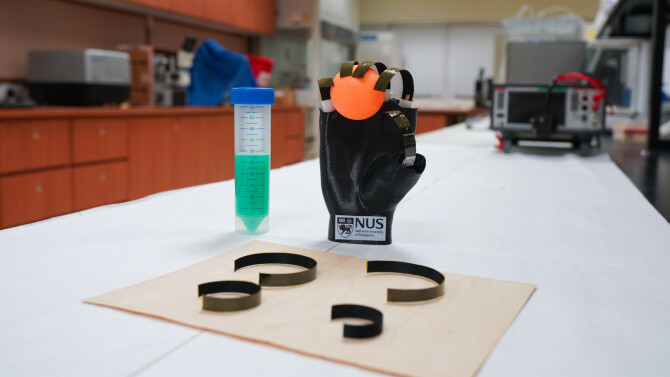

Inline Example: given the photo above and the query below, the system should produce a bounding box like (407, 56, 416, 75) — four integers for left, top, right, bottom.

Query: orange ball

(331, 66, 385, 120)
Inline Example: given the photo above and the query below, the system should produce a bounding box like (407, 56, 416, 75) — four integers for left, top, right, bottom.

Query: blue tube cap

(231, 87, 275, 105)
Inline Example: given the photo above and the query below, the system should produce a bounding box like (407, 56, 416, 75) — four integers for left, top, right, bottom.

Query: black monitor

(507, 91, 566, 126)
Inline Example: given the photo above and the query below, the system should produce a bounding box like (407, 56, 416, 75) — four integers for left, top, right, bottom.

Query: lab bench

(1, 118, 668, 376)
(417, 107, 489, 133)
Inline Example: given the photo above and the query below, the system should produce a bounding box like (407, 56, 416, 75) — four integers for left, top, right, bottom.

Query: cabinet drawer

(274, 111, 304, 137)
(416, 114, 447, 134)
(73, 118, 128, 163)
(73, 161, 128, 211)
(0, 168, 73, 228)
(0, 119, 70, 173)
(284, 112, 304, 136)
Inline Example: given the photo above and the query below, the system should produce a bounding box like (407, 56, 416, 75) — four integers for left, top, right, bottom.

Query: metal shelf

(599, 0, 670, 149)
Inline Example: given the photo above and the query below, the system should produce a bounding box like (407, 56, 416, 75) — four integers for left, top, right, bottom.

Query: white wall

(396, 27, 451, 98)
(355, 31, 402, 68)
(320, 39, 351, 78)
(362, 24, 501, 98)
(359, 0, 598, 24)
(446, 25, 499, 97)
(320, 0, 359, 31)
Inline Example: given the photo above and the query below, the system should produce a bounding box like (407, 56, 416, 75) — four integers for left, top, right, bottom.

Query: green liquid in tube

(235, 154, 270, 232)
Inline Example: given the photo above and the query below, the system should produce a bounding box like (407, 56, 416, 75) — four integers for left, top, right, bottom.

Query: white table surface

(1, 118, 669, 377)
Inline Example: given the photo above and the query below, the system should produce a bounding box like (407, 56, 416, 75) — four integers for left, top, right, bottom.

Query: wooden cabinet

(417, 109, 490, 134)
(283, 110, 306, 166)
(0, 115, 129, 228)
(72, 118, 128, 163)
(73, 162, 128, 211)
(1, 168, 72, 228)
(171, 116, 205, 190)
(0, 119, 70, 173)
(0, 106, 304, 228)
(417, 114, 447, 134)
(128, 110, 303, 200)
(120, 0, 275, 35)
(71, 118, 130, 212)
(128, 116, 174, 199)
(128, 114, 234, 199)
(172, 115, 233, 190)
(271, 110, 305, 168)
(203, 114, 235, 183)
(218, 0, 275, 35)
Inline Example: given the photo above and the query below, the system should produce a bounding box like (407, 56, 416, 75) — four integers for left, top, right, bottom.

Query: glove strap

(374, 68, 415, 102)
(352, 61, 388, 78)
(385, 111, 416, 167)
(339, 60, 357, 77)
(318, 76, 334, 101)
(318, 76, 334, 112)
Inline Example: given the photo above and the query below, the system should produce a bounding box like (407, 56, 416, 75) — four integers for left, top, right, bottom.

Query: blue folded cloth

(187, 39, 257, 106)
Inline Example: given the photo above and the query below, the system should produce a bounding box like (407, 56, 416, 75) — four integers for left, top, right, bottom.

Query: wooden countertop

(0, 105, 305, 120)
(418, 107, 490, 115)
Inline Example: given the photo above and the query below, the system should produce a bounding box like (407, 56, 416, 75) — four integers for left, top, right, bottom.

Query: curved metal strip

(318, 76, 334, 101)
(339, 61, 358, 77)
(198, 280, 261, 312)
(367, 260, 445, 302)
(373, 68, 415, 101)
(234, 252, 317, 287)
(385, 111, 417, 167)
(318, 77, 334, 87)
(352, 61, 388, 78)
(331, 304, 383, 339)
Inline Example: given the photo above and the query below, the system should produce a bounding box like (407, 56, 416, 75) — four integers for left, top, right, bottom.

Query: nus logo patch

(336, 217, 353, 238)
(335, 215, 387, 242)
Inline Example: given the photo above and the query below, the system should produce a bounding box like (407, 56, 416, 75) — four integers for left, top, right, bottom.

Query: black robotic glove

(318, 62, 426, 245)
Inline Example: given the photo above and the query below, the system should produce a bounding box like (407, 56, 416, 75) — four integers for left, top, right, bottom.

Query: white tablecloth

(1, 119, 669, 377)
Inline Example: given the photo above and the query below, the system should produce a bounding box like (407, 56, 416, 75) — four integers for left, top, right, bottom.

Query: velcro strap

(385, 111, 416, 167)
(374, 68, 415, 101)
(352, 61, 388, 78)
(318, 76, 334, 101)
(339, 61, 358, 77)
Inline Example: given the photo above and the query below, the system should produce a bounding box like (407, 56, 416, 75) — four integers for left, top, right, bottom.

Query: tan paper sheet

(85, 241, 536, 377)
